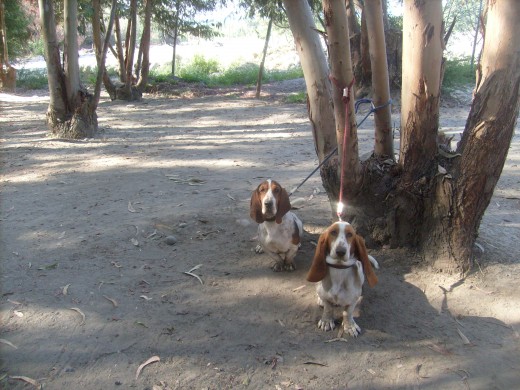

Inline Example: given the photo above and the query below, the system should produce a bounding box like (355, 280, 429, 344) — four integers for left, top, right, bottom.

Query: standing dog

(250, 179, 303, 271)
(307, 221, 379, 336)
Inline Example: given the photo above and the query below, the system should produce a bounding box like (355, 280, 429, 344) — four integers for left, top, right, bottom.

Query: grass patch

(285, 91, 307, 104)
(174, 54, 303, 86)
(16, 68, 48, 89)
(442, 57, 475, 90)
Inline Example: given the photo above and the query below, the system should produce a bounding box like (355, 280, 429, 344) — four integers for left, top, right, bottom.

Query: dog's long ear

(307, 231, 329, 282)
(275, 186, 291, 224)
(249, 188, 264, 224)
(352, 235, 378, 287)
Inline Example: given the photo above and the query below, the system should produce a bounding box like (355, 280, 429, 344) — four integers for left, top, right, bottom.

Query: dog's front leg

(342, 305, 361, 337)
(318, 300, 336, 331)
(263, 249, 286, 272)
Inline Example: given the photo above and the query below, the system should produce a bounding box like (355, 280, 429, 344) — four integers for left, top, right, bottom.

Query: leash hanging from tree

(335, 77, 355, 222)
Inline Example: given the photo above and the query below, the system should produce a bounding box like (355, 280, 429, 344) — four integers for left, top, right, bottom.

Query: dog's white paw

(255, 244, 264, 254)
(344, 320, 361, 337)
(318, 318, 335, 332)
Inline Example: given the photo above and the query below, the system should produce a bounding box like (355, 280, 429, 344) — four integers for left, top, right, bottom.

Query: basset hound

(250, 179, 303, 271)
(307, 221, 379, 337)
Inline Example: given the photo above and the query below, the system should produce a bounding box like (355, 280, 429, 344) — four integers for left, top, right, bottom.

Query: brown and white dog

(250, 179, 303, 271)
(307, 221, 379, 337)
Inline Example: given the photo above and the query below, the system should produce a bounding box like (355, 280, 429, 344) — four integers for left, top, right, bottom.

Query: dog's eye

(259, 187, 266, 193)
(273, 187, 280, 193)
(346, 232, 353, 238)
(330, 230, 338, 237)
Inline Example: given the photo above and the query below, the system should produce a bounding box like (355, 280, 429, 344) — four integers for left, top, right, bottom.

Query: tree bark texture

(283, 0, 339, 204)
(364, 0, 393, 158)
(255, 17, 273, 99)
(427, 0, 520, 271)
(322, 0, 362, 202)
(136, 0, 152, 92)
(39, 0, 97, 139)
(92, 0, 116, 101)
(399, 0, 443, 182)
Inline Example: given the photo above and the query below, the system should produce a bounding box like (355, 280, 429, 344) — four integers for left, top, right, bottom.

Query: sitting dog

(307, 221, 379, 336)
(250, 179, 303, 271)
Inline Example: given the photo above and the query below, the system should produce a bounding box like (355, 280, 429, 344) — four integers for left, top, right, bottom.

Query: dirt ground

(1, 81, 519, 390)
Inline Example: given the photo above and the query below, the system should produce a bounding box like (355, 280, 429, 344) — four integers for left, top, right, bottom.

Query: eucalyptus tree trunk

(92, 0, 116, 100)
(364, 0, 393, 158)
(0, 0, 16, 91)
(255, 17, 273, 99)
(39, 0, 97, 139)
(282, 0, 336, 164)
(118, 0, 141, 100)
(399, 0, 442, 182)
(322, 0, 362, 205)
(136, 0, 151, 92)
(424, 0, 520, 272)
(114, 14, 126, 83)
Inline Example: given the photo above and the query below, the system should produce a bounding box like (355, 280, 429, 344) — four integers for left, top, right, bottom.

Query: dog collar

(326, 261, 355, 269)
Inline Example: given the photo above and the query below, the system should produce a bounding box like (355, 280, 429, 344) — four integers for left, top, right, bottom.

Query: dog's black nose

(335, 246, 346, 257)
(264, 200, 273, 209)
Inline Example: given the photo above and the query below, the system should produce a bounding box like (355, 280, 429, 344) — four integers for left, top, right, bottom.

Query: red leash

(330, 76, 355, 221)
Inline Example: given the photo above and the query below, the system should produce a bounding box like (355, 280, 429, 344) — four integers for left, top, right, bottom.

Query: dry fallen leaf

(9, 375, 40, 388)
(135, 355, 160, 380)
(140, 295, 152, 301)
(0, 338, 18, 349)
(130, 237, 139, 246)
(183, 264, 203, 285)
(62, 284, 71, 295)
(13, 310, 23, 318)
(457, 328, 472, 345)
(69, 307, 85, 325)
(128, 201, 137, 213)
(103, 295, 118, 307)
(427, 343, 452, 355)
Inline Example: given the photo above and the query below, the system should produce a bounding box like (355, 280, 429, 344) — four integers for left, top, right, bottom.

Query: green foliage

(442, 57, 475, 90)
(443, 0, 482, 35)
(388, 15, 403, 31)
(267, 65, 303, 82)
(285, 91, 306, 104)
(16, 68, 48, 89)
(3, 1, 32, 60)
(212, 62, 259, 86)
(179, 54, 220, 82)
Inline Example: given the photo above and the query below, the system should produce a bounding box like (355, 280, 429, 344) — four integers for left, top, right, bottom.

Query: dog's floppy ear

(275, 186, 291, 224)
(352, 234, 378, 287)
(307, 230, 329, 282)
(249, 188, 264, 224)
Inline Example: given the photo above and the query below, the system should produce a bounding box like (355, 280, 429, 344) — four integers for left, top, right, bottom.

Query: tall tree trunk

(255, 17, 273, 99)
(170, 0, 181, 76)
(357, 6, 371, 96)
(364, 0, 393, 158)
(399, 0, 443, 182)
(425, 0, 520, 272)
(0, 0, 16, 91)
(322, 0, 362, 206)
(118, 0, 140, 100)
(136, 0, 151, 92)
(63, 0, 81, 106)
(92, 0, 116, 100)
(283, 0, 337, 163)
(39, 0, 97, 139)
(114, 14, 126, 83)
